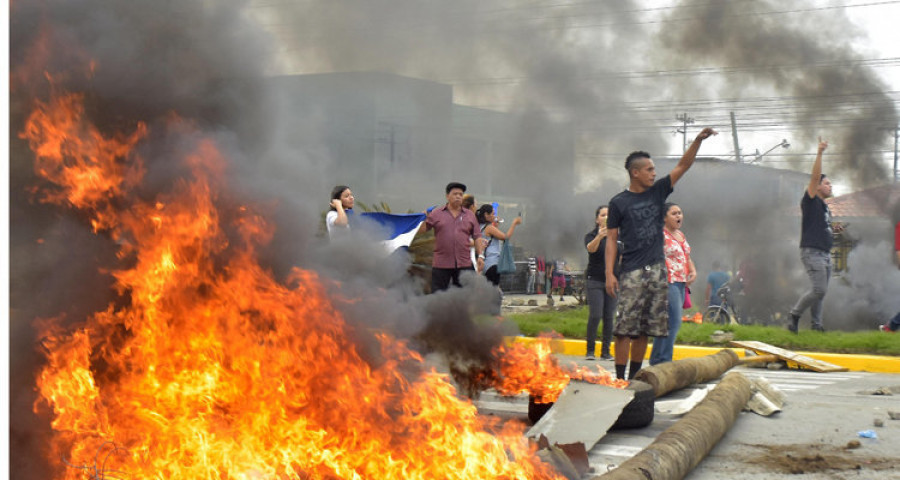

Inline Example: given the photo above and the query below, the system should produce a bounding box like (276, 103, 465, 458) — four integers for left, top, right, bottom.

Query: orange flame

(490, 336, 627, 404)
(26, 91, 565, 480)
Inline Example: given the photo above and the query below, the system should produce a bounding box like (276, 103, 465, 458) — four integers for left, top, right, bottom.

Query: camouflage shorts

(614, 262, 669, 338)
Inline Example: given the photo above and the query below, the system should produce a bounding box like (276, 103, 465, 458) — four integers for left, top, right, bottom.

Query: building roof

(826, 183, 900, 218)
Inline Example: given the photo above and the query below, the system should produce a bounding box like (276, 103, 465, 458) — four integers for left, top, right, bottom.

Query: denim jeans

(586, 278, 616, 356)
(650, 282, 685, 366)
(791, 248, 832, 328)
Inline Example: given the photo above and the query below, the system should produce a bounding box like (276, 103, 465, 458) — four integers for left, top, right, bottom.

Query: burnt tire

(609, 379, 655, 430)
(528, 396, 553, 424)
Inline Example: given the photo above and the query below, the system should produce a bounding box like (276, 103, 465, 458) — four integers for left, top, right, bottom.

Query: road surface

(474, 355, 899, 479)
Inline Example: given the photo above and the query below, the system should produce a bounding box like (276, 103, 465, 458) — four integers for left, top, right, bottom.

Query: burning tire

(609, 380, 655, 430)
(527, 396, 554, 424)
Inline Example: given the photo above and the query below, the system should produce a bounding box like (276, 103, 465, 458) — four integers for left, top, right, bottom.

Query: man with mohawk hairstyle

(605, 127, 717, 380)
(788, 137, 842, 333)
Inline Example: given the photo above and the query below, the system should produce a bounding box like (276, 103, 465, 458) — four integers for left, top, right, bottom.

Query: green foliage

(505, 307, 900, 355)
(355, 201, 392, 213)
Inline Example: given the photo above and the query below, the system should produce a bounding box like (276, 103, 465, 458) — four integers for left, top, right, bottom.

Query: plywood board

(730, 340, 849, 372)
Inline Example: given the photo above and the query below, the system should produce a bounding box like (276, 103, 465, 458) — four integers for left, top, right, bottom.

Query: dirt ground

(734, 443, 896, 476)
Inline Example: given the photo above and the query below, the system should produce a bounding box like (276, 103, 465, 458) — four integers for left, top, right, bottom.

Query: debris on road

(593, 372, 752, 480)
(527, 381, 634, 449)
(635, 349, 740, 398)
(746, 376, 785, 416)
(730, 340, 849, 372)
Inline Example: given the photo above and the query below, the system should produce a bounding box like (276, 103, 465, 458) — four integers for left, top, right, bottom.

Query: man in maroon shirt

(424, 182, 484, 292)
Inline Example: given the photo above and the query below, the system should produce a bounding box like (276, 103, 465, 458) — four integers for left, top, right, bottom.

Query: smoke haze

(9, 1, 899, 477)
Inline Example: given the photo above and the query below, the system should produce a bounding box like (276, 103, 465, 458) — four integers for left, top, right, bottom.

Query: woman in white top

(325, 185, 354, 238)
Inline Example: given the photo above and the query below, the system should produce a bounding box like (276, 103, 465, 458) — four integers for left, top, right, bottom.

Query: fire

(490, 336, 628, 404)
(25, 91, 565, 480)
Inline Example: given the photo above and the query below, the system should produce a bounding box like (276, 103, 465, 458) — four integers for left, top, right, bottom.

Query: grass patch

(505, 306, 900, 356)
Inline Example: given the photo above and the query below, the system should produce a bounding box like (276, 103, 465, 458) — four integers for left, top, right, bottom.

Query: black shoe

(585, 354, 596, 361)
(787, 313, 799, 334)
(812, 324, 825, 332)
(600, 354, 614, 360)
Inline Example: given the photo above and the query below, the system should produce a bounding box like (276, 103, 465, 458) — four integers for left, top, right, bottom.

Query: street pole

(676, 113, 694, 152)
(730, 112, 742, 163)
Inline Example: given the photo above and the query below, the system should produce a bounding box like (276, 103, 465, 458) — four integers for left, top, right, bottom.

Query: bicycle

(703, 281, 742, 325)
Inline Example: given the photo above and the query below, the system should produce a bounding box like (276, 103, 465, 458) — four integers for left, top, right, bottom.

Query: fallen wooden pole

(738, 354, 778, 365)
(593, 372, 752, 480)
(634, 349, 740, 398)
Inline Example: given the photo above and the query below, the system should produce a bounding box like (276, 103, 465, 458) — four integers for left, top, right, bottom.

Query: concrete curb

(508, 337, 900, 374)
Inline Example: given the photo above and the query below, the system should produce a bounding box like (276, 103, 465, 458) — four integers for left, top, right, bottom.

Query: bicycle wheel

(703, 307, 727, 325)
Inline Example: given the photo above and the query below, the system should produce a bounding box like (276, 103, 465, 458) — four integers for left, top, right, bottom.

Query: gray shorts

(614, 262, 669, 337)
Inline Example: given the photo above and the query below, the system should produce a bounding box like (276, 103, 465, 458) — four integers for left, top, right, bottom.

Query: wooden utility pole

(730, 112, 742, 163)
(676, 113, 694, 152)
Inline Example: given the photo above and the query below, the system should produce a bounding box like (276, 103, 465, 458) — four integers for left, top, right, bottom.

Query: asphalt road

(474, 354, 900, 480)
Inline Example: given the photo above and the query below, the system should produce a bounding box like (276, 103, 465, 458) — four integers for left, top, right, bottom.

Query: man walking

(605, 127, 717, 380)
(425, 182, 484, 292)
(789, 138, 839, 333)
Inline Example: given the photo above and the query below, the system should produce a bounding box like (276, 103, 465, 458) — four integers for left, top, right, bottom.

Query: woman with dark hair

(585, 205, 616, 360)
(650, 202, 696, 365)
(475, 204, 521, 286)
(326, 185, 354, 239)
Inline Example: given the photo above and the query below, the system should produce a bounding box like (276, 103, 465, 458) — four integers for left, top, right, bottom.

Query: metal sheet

(526, 381, 634, 449)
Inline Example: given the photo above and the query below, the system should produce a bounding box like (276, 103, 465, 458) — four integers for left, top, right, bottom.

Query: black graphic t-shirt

(799, 191, 833, 252)
(607, 175, 673, 273)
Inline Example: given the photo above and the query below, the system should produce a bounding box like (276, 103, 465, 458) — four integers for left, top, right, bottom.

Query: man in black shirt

(605, 127, 717, 379)
(789, 138, 841, 333)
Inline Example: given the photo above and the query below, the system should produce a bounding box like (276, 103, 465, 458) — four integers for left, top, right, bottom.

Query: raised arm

(807, 137, 828, 198)
(670, 127, 717, 186)
(485, 216, 522, 241)
(586, 225, 605, 253)
(330, 199, 349, 226)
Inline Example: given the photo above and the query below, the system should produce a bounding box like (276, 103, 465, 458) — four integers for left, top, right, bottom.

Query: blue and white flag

(359, 212, 427, 252)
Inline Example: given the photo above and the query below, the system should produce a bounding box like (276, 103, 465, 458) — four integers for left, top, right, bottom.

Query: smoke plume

(10, 0, 899, 477)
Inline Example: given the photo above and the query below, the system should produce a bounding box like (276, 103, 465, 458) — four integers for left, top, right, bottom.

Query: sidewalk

(501, 292, 577, 313)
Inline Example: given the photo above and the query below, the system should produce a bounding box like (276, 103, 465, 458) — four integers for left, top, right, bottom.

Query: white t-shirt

(325, 210, 350, 238)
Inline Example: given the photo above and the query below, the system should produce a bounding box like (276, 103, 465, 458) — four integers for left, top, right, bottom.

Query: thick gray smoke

(9, 0, 898, 477)
(653, 0, 899, 326)
(659, 0, 898, 187)
(245, 0, 664, 261)
(827, 242, 900, 329)
(11, 1, 653, 476)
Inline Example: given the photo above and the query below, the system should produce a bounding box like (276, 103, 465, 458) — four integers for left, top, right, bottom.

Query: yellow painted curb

(508, 337, 900, 374)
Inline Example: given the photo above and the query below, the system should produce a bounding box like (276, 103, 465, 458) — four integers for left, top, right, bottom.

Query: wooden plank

(729, 341, 849, 372)
(738, 354, 779, 365)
